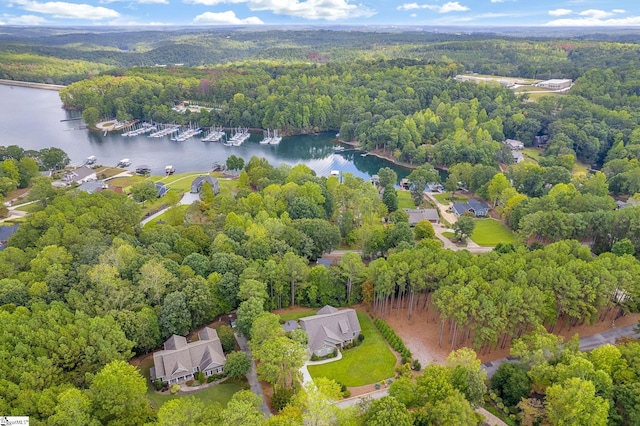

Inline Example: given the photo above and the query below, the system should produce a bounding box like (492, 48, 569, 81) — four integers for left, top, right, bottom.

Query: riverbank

(0, 79, 65, 91)
(340, 139, 418, 170)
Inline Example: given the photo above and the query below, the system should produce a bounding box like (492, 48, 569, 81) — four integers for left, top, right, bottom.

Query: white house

(63, 166, 96, 185)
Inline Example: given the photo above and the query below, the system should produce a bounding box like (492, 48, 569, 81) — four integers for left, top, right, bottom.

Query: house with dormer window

(298, 306, 362, 357)
(150, 327, 226, 384)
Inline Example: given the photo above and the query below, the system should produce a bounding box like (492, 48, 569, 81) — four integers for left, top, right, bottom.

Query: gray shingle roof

(299, 306, 361, 353)
(403, 208, 439, 226)
(153, 327, 225, 382)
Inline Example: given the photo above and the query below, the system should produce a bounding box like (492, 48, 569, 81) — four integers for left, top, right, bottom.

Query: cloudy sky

(1, 0, 639, 27)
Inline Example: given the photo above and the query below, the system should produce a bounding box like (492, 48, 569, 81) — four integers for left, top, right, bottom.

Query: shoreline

(0, 79, 66, 91)
(339, 139, 418, 170)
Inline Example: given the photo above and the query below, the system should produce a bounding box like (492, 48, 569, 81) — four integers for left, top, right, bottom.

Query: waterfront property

(452, 199, 490, 217)
(77, 180, 123, 194)
(62, 166, 96, 185)
(299, 305, 362, 357)
(151, 327, 226, 385)
(404, 208, 439, 226)
(190, 176, 220, 197)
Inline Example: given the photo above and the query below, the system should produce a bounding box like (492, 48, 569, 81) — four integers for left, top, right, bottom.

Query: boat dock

(202, 126, 226, 142)
(225, 127, 250, 146)
(149, 124, 180, 138)
(171, 126, 202, 142)
(122, 122, 157, 137)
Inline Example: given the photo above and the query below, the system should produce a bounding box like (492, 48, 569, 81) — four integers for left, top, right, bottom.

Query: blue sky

(1, 0, 639, 27)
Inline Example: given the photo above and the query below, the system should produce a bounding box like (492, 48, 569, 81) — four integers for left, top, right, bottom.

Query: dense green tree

(159, 291, 192, 338)
(90, 360, 152, 426)
(546, 378, 609, 426)
(363, 396, 412, 426)
(490, 362, 531, 407)
(224, 351, 251, 379)
(453, 215, 475, 241)
(382, 185, 399, 213)
(130, 180, 157, 206)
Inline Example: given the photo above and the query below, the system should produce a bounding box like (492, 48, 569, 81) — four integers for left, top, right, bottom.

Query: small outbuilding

(512, 151, 525, 164)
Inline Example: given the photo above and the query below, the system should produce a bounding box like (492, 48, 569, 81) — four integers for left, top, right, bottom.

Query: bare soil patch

(384, 306, 640, 365)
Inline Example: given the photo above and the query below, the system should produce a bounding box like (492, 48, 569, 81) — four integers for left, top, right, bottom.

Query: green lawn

(432, 193, 467, 205)
(138, 357, 243, 411)
(522, 148, 541, 163)
(307, 311, 396, 387)
(397, 190, 415, 209)
(470, 218, 516, 246)
(278, 308, 317, 322)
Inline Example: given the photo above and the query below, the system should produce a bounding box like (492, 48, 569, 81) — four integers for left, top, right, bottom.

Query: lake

(0, 84, 409, 181)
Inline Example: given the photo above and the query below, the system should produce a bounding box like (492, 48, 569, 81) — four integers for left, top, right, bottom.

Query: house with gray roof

(403, 208, 439, 226)
(63, 166, 96, 185)
(299, 306, 361, 357)
(452, 199, 489, 218)
(504, 139, 524, 150)
(150, 327, 226, 385)
(190, 176, 220, 197)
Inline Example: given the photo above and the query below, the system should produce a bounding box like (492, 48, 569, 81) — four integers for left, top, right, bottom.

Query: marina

(0, 84, 410, 180)
(149, 124, 180, 138)
(202, 126, 226, 142)
(122, 122, 157, 137)
(171, 125, 202, 142)
(225, 127, 250, 146)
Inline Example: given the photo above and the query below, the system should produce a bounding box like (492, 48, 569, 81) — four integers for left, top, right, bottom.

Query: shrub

(374, 383, 381, 390)
(343, 390, 351, 398)
(411, 359, 421, 371)
(153, 379, 164, 391)
(358, 333, 365, 342)
(185, 379, 196, 387)
(272, 387, 294, 412)
(195, 371, 205, 384)
(311, 354, 319, 361)
(170, 384, 180, 394)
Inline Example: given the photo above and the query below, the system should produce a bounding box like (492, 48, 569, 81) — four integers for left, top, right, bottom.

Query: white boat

(260, 129, 272, 144)
(269, 129, 282, 145)
(165, 165, 175, 175)
(117, 158, 131, 167)
(86, 155, 97, 164)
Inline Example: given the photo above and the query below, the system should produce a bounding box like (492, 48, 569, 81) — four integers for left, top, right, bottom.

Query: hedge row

(374, 318, 412, 360)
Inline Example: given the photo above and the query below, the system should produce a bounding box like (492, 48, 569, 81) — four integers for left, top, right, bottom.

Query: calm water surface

(0, 85, 409, 180)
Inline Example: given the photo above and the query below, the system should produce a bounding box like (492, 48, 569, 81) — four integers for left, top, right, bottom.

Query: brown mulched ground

(383, 305, 640, 365)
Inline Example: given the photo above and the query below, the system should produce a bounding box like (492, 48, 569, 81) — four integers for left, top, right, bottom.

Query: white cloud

(398, 3, 420, 11)
(397, 2, 468, 13)
(6, 14, 47, 24)
(410, 13, 416, 18)
(545, 16, 640, 26)
(101, 0, 169, 5)
(193, 10, 263, 24)
(579, 9, 615, 19)
(613, 9, 626, 14)
(185, 0, 376, 21)
(12, 0, 120, 20)
(549, 9, 572, 17)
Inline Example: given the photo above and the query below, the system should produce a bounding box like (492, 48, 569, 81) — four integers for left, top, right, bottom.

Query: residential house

(155, 182, 169, 197)
(0, 225, 19, 251)
(504, 139, 524, 150)
(77, 180, 108, 194)
(151, 327, 226, 385)
(512, 151, 525, 164)
(452, 199, 490, 218)
(63, 166, 96, 185)
(190, 176, 220, 197)
(299, 306, 362, 357)
(403, 208, 439, 226)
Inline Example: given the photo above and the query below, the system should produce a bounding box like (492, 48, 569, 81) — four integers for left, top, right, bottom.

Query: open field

(137, 356, 242, 411)
(307, 311, 396, 387)
(397, 190, 415, 209)
(470, 218, 516, 246)
(432, 193, 467, 204)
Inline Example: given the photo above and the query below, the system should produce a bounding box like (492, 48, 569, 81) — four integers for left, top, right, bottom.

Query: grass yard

(522, 148, 541, 163)
(397, 190, 415, 209)
(138, 357, 243, 411)
(470, 218, 516, 246)
(307, 311, 396, 387)
(277, 308, 317, 322)
(143, 205, 190, 227)
(432, 193, 467, 205)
